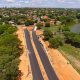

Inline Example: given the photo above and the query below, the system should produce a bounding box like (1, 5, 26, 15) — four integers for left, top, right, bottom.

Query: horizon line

(0, 6, 80, 9)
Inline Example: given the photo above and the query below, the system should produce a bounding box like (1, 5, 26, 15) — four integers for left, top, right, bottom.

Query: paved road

(24, 29, 44, 80)
(32, 31, 59, 80)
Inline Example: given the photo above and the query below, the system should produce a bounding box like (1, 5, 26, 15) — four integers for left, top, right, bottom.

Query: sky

(0, 0, 80, 8)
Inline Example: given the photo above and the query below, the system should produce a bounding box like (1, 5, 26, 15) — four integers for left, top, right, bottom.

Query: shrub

(0, 24, 21, 80)
(64, 32, 80, 47)
(49, 36, 64, 48)
(43, 29, 53, 40)
(25, 19, 34, 26)
(45, 22, 50, 27)
(36, 22, 43, 29)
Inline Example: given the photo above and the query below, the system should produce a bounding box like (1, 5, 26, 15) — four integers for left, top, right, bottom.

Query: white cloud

(57, 0, 65, 3)
(0, 0, 80, 8)
(19, 0, 30, 3)
(5, 0, 15, 2)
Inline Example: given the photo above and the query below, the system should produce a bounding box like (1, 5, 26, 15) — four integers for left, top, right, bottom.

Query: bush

(34, 19, 38, 23)
(6, 26, 17, 34)
(36, 22, 43, 29)
(0, 24, 21, 80)
(0, 24, 16, 34)
(64, 32, 80, 47)
(0, 25, 8, 34)
(62, 26, 70, 32)
(43, 29, 53, 40)
(49, 36, 64, 48)
(25, 19, 34, 26)
(45, 22, 50, 27)
(41, 18, 48, 22)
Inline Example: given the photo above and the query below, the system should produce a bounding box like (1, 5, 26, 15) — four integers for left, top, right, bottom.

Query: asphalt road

(24, 29, 44, 80)
(32, 31, 59, 80)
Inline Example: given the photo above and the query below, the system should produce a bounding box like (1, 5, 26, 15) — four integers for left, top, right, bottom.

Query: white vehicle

(34, 26, 37, 31)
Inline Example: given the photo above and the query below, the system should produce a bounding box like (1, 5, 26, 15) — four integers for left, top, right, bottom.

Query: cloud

(20, 0, 30, 3)
(5, 0, 15, 2)
(0, 0, 80, 8)
(57, 0, 65, 3)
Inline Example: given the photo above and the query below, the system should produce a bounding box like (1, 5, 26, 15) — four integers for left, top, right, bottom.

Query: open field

(42, 25, 59, 32)
(59, 44, 80, 73)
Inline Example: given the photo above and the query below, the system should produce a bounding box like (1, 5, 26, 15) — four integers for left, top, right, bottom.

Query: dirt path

(36, 30, 80, 80)
(17, 26, 32, 80)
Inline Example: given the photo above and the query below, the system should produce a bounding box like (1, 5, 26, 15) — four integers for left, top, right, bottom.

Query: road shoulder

(17, 26, 32, 80)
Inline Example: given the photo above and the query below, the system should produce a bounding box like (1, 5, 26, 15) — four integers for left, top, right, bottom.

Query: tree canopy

(0, 24, 21, 80)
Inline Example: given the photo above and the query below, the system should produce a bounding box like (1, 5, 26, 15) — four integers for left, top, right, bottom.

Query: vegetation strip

(0, 23, 21, 80)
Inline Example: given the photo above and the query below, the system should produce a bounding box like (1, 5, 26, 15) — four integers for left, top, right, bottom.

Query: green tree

(0, 25, 8, 34)
(36, 22, 43, 29)
(6, 26, 17, 34)
(45, 22, 50, 27)
(49, 36, 64, 48)
(64, 32, 80, 47)
(43, 29, 53, 40)
(0, 24, 21, 80)
(62, 26, 70, 32)
(25, 19, 34, 26)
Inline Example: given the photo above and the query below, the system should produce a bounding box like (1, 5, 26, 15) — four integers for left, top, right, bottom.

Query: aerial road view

(0, 0, 80, 80)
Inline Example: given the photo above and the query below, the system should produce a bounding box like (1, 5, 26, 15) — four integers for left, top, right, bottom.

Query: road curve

(32, 31, 59, 80)
(24, 29, 44, 80)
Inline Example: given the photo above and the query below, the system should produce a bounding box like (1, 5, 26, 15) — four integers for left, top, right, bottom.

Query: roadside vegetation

(42, 19, 80, 73)
(59, 44, 80, 73)
(0, 23, 21, 80)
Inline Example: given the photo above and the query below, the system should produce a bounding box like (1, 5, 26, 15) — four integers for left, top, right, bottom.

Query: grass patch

(59, 44, 80, 73)
(59, 44, 80, 60)
(42, 25, 59, 32)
